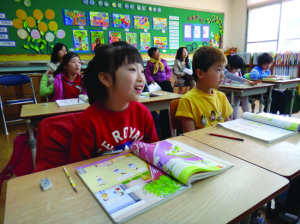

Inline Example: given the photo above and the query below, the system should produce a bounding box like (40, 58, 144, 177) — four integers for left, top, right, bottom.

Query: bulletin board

(0, 0, 224, 58)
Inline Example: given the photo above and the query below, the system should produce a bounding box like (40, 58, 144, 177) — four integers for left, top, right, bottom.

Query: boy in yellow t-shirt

(176, 46, 233, 132)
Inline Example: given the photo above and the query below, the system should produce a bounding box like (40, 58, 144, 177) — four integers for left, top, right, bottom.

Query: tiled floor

(0, 101, 299, 224)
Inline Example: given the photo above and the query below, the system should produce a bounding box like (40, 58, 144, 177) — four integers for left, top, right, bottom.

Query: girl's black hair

(257, 52, 274, 67)
(175, 47, 190, 69)
(83, 41, 143, 104)
(226, 54, 244, 69)
(53, 52, 80, 77)
(51, 43, 67, 64)
(147, 47, 159, 58)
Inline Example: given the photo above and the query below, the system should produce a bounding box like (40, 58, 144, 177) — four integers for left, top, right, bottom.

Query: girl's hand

(150, 81, 155, 85)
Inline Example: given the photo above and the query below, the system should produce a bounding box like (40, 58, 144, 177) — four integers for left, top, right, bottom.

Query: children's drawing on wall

(63, 9, 87, 26)
(90, 30, 104, 51)
(153, 17, 167, 31)
(125, 32, 137, 48)
(133, 15, 149, 29)
(140, 32, 151, 51)
(202, 25, 210, 39)
(89, 11, 109, 27)
(12, 9, 64, 54)
(112, 13, 131, 28)
(72, 29, 89, 52)
(153, 36, 168, 49)
(109, 31, 121, 44)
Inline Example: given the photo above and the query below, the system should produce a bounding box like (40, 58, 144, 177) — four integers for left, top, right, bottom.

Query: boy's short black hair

(227, 54, 244, 69)
(192, 46, 227, 82)
(257, 53, 274, 67)
(147, 47, 159, 58)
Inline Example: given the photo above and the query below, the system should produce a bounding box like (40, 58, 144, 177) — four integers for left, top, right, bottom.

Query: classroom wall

(230, 0, 247, 52)
(128, 0, 233, 51)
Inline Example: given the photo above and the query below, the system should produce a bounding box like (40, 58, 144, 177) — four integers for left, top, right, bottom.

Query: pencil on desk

(62, 166, 77, 193)
(207, 133, 244, 142)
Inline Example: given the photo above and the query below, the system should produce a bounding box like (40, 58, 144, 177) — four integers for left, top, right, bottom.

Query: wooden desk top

(260, 78, 300, 84)
(5, 136, 289, 224)
(184, 126, 300, 180)
(219, 83, 274, 91)
(20, 91, 181, 119)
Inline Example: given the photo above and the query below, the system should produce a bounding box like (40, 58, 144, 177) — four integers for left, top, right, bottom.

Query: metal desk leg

(259, 94, 264, 113)
(26, 119, 36, 168)
(230, 91, 235, 120)
(266, 86, 273, 113)
(289, 87, 295, 117)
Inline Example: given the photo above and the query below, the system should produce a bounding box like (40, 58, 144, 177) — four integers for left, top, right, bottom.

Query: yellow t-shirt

(176, 88, 233, 129)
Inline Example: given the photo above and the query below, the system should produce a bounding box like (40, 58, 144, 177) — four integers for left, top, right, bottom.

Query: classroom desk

(218, 83, 275, 119)
(20, 91, 181, 168)
(184, 125, 300, 180)
(4, 136, 289, 224)
(260, 78, 300, 117)
(20, 91, 181, 118)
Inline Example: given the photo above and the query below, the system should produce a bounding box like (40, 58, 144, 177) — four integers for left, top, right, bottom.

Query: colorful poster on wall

(133, 15, 150, 30)
(193, 24, 201, 42)
(125, 32, 137, 48)
(89, 12, 109, 27)
(90, 30, 104, 51)
(183, 23, 192, 42)
(63, 9, 87, 26)
(140, 32, 151, 52)
(153, 17, 168, 31)
(72, 29, 89, 52)
(153, 36, 168, 49)
(112, 14, 131, 28)
(202, 25, 210, 42)
(109, 31, 121, 44)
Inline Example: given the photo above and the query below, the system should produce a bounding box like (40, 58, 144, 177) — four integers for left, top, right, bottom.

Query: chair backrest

(0, 75, 32, 86)
(168, 99, 182, 137)
(34, 112, 83, 173)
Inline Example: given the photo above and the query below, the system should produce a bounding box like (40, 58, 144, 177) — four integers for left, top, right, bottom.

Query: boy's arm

(40, 74, 54, 97)
(181, 117, 196, 133)
(224, 70, 245, 83)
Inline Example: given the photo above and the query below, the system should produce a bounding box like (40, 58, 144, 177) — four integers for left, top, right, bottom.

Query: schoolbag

(0, 129, 37, 194)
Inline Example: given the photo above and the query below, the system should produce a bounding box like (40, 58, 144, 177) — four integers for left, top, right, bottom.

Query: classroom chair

(34, 112, 82, 173)
(168, 99, 182, 137)
(0, 75, 37, 135)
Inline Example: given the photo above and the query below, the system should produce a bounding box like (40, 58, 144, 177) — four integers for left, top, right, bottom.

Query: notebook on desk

(75, 140, 234, 224)
(218, 112, 300, 143)
(55, 95, 89, 107)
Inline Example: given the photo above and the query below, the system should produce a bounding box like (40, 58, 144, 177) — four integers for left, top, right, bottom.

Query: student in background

(69, 42, 159, 163)
(250, 52, 277, 79)
(173, 47, 196, 89)
(176, 46, 233, 132)
(145, 47, 173, 93)
(40, 43, 67, 99)
(52, 52, 86, 101)
(223, 55, 251, 119)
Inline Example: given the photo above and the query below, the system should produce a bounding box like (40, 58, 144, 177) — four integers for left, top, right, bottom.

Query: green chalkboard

(0, 0, 223, 55)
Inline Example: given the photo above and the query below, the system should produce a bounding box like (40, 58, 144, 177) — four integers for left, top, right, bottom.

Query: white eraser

(41, 178, 52, 191)
(43, 103, 47, 106)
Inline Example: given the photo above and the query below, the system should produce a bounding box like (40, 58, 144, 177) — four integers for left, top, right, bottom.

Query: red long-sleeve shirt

(69, 100, 159, 163)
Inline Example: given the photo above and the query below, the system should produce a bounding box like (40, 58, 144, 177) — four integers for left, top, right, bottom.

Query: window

(246, 0, 300, 52)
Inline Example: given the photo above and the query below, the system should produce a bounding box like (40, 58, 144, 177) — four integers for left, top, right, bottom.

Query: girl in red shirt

(69, 42, 159, 163)
(52, 52, 87, 101)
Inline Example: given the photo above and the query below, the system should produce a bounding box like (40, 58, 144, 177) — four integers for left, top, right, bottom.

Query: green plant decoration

(205, 14, 224, 49)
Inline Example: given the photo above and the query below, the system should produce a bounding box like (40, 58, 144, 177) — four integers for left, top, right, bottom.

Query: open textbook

(55, 95, 89, 107)
(75, 140, 234, 224)
(218, 112, 300, 143)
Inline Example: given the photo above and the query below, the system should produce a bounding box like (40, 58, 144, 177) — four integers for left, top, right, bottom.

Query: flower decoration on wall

(12, 9, 65, 54)
(205, 13, 224, 49)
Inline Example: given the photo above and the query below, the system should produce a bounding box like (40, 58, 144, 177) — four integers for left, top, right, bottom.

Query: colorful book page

(153, 36, 168, 49)
(125, 32, 137, 48)
(89, 11, 109, 27)
(72, 29, 89, 52)
(153, 17, 168, 31)
(63, 9, 87, 26)
(90, 30, 104, 51)
(133, 15, 150, 29)
(140, 32, 151, 52)
(112, 13, 131, 28)
(109, 31, 121, 44)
